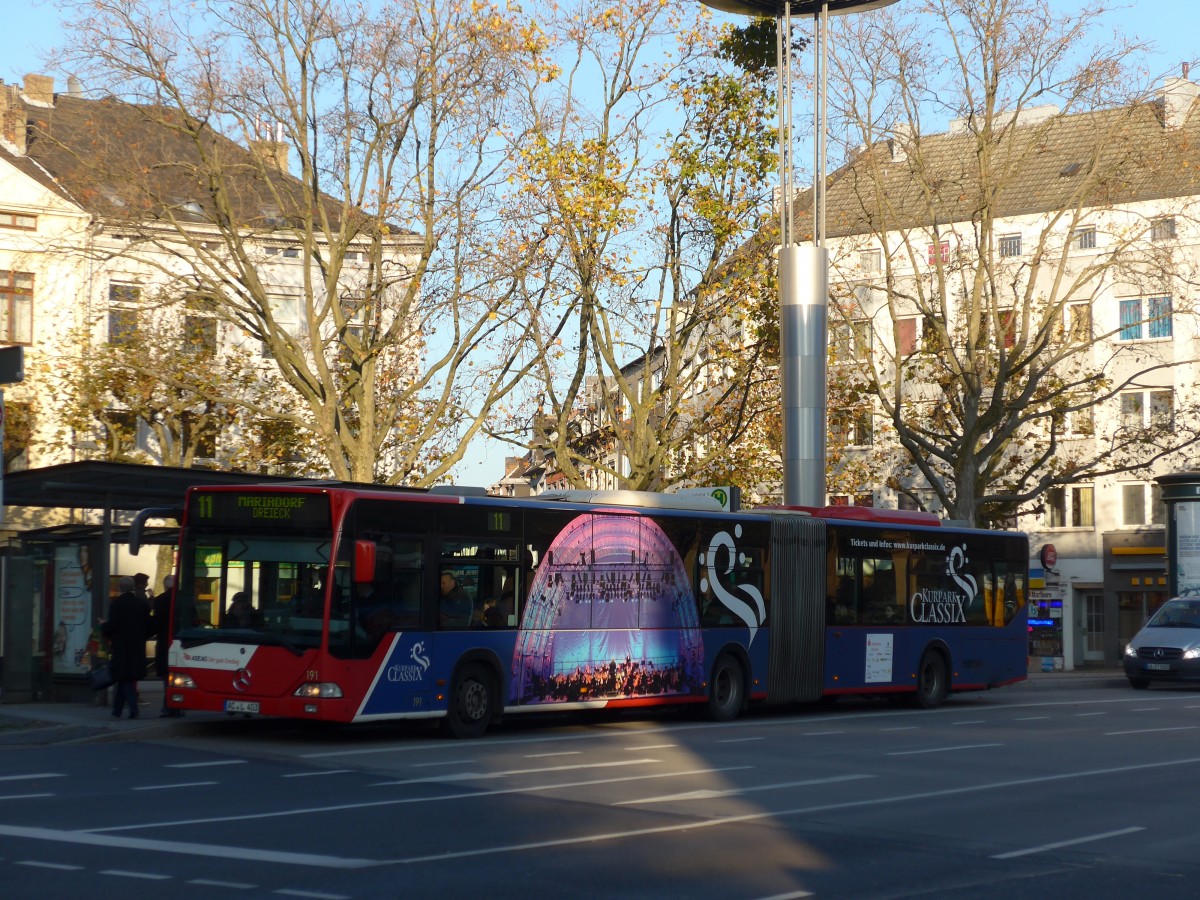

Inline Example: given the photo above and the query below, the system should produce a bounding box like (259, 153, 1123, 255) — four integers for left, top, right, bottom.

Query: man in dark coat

(103, 575, 151, 719)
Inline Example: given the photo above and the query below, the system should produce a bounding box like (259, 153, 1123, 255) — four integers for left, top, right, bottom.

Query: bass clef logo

(410, 641, 431, 673)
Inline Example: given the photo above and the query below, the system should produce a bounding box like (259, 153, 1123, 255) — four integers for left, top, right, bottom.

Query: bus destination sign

(188, 490, 331, 529)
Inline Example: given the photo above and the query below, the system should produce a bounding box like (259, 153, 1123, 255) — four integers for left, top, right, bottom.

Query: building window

(832, 407, 873, 447)
(1120, 389, 1173, 431)
(927, 241, 949, 265)
(1072, 227, 1096, 251)
(1066, 403, 1094, 437)
(107, 282, 141, 346)
(1122, 482, 1165, 527)
(830, 319, 872, 361)
(1119, 297, 1173, 341)
(182, 411, 219, 459)
(262, 293, 303, 356)
(1046, 485, 1095, 529)
(1065, 303, 1092, 343)
(1151, 216, 1176, 241)
(0, 210, 36, 230)
(998, 308, 1017, 349)
(859, 249, 881, 273)
(998, 234, 1022, 257)
(897, 317, 918, 356)
(829, 493, 874, 507)
(0, 270, 33, 344)
(182, 316, 218, 355)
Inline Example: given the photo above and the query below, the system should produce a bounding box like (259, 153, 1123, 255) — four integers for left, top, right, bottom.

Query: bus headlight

(168, 672, 197, 689)
(294, 682, 343, 699)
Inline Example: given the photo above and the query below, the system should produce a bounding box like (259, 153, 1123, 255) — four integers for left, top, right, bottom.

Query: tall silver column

(780, 244, 828, 507)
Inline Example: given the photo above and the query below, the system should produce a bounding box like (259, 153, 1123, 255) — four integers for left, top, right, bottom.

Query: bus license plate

(225, 700, 260, 714)
(1146, 663, 1171, 671)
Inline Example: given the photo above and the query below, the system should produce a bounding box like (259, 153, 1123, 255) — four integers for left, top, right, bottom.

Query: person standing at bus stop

(103, 575, 151, 719)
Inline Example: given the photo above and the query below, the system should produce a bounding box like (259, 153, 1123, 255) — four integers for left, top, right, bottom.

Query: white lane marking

(276, 890, 350, 899)
(100, 869, 172, 880)
(524, 751, 582, 758)
(409, 760, 475, 769)
(799, 731, 843, 737)
(992, 826, 1145, 859)
(189, 878, 257, 889)
(385, 757, 1200, 864)
(0, 794, 55, 802)
(888, 743, 1003, 756)
(133, 781, 219, 791)
(880, 726, 917, 731)
(751, 891, 814, 900)
(373, 758, 660, 784)
(717, 737, 765, 744)
(89, 766, 753, 833)
(1131, 707, 1160, 712)
(952, 720, 985, 725)
(166, 760, 247, 769)
(1106, 726, 1198, 736)
(17, 860, 83, 870)
(0, 825, 380, 869)
(0, 773, 64, 782)
(1013, 716, 1050, 721)
(283, 770, 351, 779)
(616, 774, 875, 806)
(1076, 712, 1106, 717)
(625, 744, 677, 750)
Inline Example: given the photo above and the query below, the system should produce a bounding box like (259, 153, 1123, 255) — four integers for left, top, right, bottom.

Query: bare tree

(501, 1, 780, 491)
(807, 0, 1200, 525)
(50, 0, 543, 484)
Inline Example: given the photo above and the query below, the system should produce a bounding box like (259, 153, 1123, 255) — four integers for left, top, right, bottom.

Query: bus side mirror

(353, 540, 377, 584)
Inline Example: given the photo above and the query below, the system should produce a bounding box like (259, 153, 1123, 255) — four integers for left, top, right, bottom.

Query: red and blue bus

(158, 485, 1028, 737)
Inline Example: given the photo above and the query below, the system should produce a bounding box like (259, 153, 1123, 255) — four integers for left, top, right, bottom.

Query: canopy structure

(699, 0, 897, 16)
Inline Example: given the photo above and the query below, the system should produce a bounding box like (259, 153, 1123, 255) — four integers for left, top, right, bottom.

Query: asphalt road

(1, 673, 1198, 899)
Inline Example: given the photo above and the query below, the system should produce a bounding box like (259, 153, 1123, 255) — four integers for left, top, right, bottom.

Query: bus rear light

(294, 682, 344, 699)
(169, 672, 197, 689)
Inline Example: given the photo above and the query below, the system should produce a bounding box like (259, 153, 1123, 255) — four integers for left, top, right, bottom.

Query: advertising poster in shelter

(53, 545, 94, 674)
(1175, 502, 1200, 597)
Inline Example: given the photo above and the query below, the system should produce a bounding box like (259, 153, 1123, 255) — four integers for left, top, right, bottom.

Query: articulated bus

(159, 485, 1028, 737)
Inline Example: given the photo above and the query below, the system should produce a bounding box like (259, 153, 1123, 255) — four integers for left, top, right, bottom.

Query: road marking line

(166, 760, 247, 769)
(0, 773, 64, 782)
(880, 726, 917, 731)
(1105, 726, 1198, 736)
(276, 890, 350, 899)
(409, 760, 475, 768)
(88, 767, 753, 833)
(717, 737, 765, 744)
(1075, 712, 1106, 717)
(374, 758, 660, 784)
(0, 825, 380, 869)
(99, 869, 172, 880)
(625, 744, 677, 750)
(0, 794, 55, 802)
(799, 731, 844, 736)
(616, 774, 875, 806)
(17, 860, 83, 870)
(189, 878, 258, 889)
(282, 770, 352, 778)
(992, 826, 1145, 859)
(1013, 716, 1049, 721)
(750, 891, 814, 900)
(524, 751, 582, 758)
(952, 720, 985, 725)
(888, 743, 1002, 756)
(133, 781, 219, 791)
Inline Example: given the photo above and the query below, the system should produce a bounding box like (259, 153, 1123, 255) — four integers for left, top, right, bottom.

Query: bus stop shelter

(1, 461, 301, 702)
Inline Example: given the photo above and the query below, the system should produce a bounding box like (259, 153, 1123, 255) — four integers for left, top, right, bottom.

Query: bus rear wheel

(444, 663, 494, 739)
(707, 654, 745, 722)
(913, 650, 948, 709)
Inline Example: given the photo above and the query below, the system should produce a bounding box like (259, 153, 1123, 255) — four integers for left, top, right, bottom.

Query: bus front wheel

(913, 650, 948, 709)
(445, 663, 494, 739)
(707, 654, 745, 722)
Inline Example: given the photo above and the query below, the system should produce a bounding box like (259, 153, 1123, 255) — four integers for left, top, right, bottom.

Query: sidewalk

(0, 680, 218, 746)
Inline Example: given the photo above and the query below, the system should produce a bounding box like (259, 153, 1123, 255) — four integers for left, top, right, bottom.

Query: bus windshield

(175, 529, 333, 650)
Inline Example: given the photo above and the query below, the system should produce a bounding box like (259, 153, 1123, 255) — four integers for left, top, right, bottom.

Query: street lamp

(700, 0, 898, 506)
